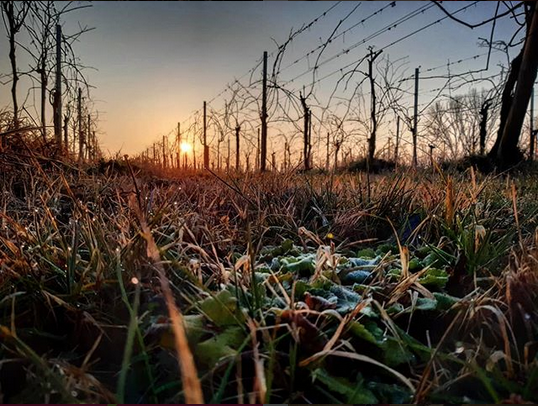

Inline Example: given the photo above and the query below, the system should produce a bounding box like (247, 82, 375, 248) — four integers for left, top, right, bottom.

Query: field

(1, 155, 537, 404)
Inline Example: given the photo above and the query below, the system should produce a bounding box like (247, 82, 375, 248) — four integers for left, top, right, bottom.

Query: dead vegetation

(0, 154, 538, 404)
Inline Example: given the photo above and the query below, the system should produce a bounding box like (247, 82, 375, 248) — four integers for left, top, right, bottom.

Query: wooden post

(217, 134, 221, 171)
(429, 144, 435, 170)
(78, 88, 83, 161)
(413, 67, 419, 167)
(395, 114, 400, 165)
(300, 92, 311, 171)
(178, 122, 182, 169)
(92, 131, 96, 160)
(203, 101, 209, 169)
(260, 51, 268, 172)
(162, 135, 167, 169)
(235, 124, 240, 170)
(256, 128, 260, 170)
(63, 114, 68, 153)
(87, 114, 91, 160)
(367, 48, 382, 164)
(192, 130, 196, 170)
(227, 135, 230, 172)
(531, 86, 535, 161)
(54, 24, 62, 149)
(326, 132, 330, 170)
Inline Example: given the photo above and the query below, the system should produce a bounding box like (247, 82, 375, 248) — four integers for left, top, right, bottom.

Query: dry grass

(0, 152, 538, 403)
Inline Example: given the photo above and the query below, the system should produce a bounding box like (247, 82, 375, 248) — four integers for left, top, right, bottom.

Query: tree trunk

(394, 115, 400, 164)
(7, 5, 19, 131)
(235, 125, 240, 170)
(40, 57, 47, 142)
(334, 141, 341, 170)
(479, 100, 491, 155)
(490, 3, 538, 167)
(368, 59, 377, 163)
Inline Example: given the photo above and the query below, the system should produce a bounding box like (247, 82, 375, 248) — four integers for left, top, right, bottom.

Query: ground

(0, 157, 537, 404)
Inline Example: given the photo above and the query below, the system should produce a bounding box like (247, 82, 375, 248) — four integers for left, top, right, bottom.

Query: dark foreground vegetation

(1, 153, 537, 404)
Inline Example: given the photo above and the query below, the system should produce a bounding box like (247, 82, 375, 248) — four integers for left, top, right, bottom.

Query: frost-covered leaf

(311, 368, 378, 404)
(433, 291, 460, 310)
(418, 268, 449, 289)
(414, 297, 437, 311)
(382, 337, 416, 367)
(199, 290, 244, 327)
(195, 326, 245, 367)
(340, 270, 372, 284)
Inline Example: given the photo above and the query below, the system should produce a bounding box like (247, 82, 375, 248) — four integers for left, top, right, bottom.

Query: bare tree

(434, 0, 538, 167)
(424, 89, 500, 160)
(1, 1, 30, 138)
(22, 2, 92, 145)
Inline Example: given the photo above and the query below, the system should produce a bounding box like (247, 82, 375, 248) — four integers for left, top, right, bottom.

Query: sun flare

(180, 142, 192, 154)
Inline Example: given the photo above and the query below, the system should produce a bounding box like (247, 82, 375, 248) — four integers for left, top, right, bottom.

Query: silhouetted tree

(1, 1, 30, 137)
(434, 0, 538, 167)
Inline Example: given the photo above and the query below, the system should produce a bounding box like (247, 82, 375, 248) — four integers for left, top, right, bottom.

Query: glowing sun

(180, 142, 192, 153)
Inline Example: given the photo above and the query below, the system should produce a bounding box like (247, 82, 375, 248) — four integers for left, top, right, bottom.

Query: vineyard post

(92, 131, 96, 160)
(367, 48, 382, 164)
(530, 86, 535, 161)
(203, 101, 209, 169)
(260, 51, 268, 172)
(395, 114, 400, 166)
(177, 122, 181, 168)
(163, 135, 167, 169)
(63, 114, 69, 153)
(78, 88, 83, 161)
(413, 67, 419, 167)
(192, 129, 196, 169)
(87, 114, 91, 160)
(54, 24, 62, 149)
(326, 132, 330, 170)
(235, 124, 240, 171)
(256, 127, 260, 171)
(227, 135, 230, 172)
(300, 91, 311, 171)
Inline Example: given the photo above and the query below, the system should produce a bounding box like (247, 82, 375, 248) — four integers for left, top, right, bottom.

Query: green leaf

(199, 290, 244, 327)
(311, 368, 378, 404)
(367, 381, 412, 403)
(184, 314, 206, 344)
(329, 284, 361, 314)
(356, 248, 376, 258)
(433, 291, 460, 311)
(280, 254, 316, 276)
(408, 258, 422, 271)
(348, 321, 379, 345)
(382, 337, 416, 367)
(418, 268, 449, 289)
(376, 243, 397, 255)
(195, 326, 245, 367)
(349, 320, 384, 345)
(414, 297, 437, 311)
(340, 270, 372, 284)
(259, 239, 297, 260)
(284, 257, 316, 276)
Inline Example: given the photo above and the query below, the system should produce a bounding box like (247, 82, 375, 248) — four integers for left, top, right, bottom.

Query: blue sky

(0, 1, 524, 156)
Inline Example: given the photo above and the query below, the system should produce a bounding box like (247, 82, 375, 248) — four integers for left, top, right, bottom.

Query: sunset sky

(0, 1, 526, 156)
